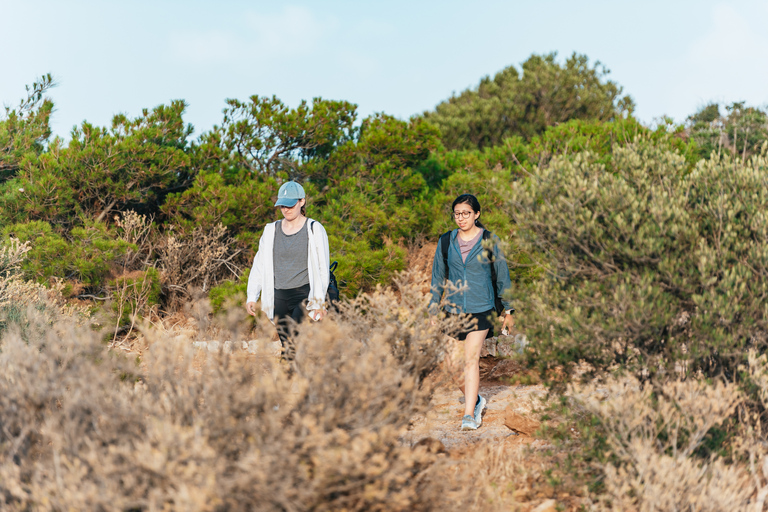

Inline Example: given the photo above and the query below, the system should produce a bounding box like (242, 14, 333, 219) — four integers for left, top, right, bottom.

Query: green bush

(688, 101, 768, 161)
(209, 269, 248, 314)
(423, 52, 634, 150)
(511, 141, 768, 384)
(309, 114, 440, 294)
(0, 75, 54, 184)
(0, 101, 192, 229)
(3, 220, 133, 290)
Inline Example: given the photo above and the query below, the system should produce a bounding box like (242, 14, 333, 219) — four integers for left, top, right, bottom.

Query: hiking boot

(461, 415, 478, 431)
(474, 395, 487, 427)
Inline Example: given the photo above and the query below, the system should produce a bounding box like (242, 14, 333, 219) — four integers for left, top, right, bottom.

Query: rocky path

(190, 335, 547, 452)
(402, 333, 547, 451)
(402, 360, 547, 450)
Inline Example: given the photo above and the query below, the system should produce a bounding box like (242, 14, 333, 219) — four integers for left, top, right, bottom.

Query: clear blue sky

(2, 0, 767, 140)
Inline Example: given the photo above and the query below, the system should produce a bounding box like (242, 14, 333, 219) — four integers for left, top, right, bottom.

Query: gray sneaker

(474, 395, 487, 427)
(461, 414, 478, 431)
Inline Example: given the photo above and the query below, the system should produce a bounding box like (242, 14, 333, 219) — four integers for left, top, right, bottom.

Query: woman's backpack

(309, 221, 340, 305)
(328, 261, 340, 303)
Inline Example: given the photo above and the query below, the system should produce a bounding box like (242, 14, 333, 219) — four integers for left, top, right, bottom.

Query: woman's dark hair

(452, 194, 485, 229)
(301, 204, 306, 216)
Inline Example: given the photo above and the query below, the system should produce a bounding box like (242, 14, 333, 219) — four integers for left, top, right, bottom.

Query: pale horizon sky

(2, 0, 768, 141)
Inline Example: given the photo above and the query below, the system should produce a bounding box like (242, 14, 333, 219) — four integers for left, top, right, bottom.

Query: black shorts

(448, 309, 495, 341)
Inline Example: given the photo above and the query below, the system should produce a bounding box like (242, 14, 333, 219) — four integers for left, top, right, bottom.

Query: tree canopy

(423, 52, 635, 150)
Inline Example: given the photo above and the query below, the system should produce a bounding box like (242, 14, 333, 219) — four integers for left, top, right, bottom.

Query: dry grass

(0, 272, 474, 511)
(6, 234, 768, 511)
(566, 371, 768, 511)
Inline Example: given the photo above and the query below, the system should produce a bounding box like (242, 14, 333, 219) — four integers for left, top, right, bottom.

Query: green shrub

(511, 142, 768, 384)
(3, 220, 133, 290)
(423, 52, 634, 150)
(0, 75, 54, 184)
(0, 101, 192, 229)
(209, 269, 248, 314)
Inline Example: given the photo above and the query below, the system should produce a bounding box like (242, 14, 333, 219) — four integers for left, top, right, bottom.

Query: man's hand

(246, 301, 258, 317)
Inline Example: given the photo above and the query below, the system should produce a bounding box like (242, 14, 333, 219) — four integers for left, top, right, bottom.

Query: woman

(430, 194, 514, 431)
(246, 181, 330, 360)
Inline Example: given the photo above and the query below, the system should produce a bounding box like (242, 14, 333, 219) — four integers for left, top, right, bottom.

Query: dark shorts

(448, 309, 495, 341)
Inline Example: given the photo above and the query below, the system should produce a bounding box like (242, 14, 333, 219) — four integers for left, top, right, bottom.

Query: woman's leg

(274, 285, 310, 361)
(461, 328, 488, 418)
(274, 291, 292, 348)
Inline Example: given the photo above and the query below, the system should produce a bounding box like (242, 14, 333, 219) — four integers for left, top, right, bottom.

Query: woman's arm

(308, 221, 331, 315)
(246, 230, 267, 311)
(429, 242, 446, 313)
(492, 235, 514, 313)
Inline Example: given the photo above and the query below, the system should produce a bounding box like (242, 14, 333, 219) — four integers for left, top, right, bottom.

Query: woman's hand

(311, 309, 327, 321)
(246, 301, 258, 317)
(500, 311, 515, 335)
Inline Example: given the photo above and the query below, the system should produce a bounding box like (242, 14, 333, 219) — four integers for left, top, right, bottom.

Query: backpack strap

(310, 220, 315, 233)
(439, 231, 452, 282)
(483, 230, 497, 291)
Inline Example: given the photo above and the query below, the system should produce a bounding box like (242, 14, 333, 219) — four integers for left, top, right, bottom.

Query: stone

(246, 339, 282, 357)
(193, 339, 281, 357)
(480, 337, 497, 357)
(512, 488, 529, 500)
(496, 333, 527, 358)
(487, 359, 523, 380)
(504, 406, 540, 436)
(192, 341, 221, 352)
(532, 499, 557, 512)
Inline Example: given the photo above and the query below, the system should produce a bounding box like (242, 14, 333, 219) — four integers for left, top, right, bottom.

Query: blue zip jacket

(429, 229, 513, 315)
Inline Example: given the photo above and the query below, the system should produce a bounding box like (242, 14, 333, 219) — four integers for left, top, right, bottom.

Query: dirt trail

(402, 357, 547, 451)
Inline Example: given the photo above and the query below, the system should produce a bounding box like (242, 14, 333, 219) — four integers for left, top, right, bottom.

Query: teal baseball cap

(274, 181, 306, 207)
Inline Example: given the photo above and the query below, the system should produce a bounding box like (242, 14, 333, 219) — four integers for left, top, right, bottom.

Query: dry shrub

(572, 375, 755, 511)
(0, 238, 89, 329)
(157, 223, 241, 309)
(109, 268, 162, 346)
(0, 236, 29, 275)
(114, 210, 154, 269)
(0, 271, 472, 511)
(431, 443, 538, 511)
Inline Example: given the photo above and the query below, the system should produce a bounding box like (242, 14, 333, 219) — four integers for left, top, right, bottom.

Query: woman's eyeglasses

(452, 211, 474, 219)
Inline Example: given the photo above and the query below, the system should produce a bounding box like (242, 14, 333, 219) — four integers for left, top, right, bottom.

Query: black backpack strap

(309, 220, 315, 233)
(439, 231, 452, 282)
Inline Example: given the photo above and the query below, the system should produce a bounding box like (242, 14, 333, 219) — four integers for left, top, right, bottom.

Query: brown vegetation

(4, 237, 768, 510)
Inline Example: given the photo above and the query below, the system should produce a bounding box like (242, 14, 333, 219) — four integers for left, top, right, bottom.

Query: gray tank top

(273, 220, 310, 289)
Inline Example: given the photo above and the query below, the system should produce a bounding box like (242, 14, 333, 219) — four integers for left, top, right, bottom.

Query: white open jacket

(246, 218, 330, 321)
